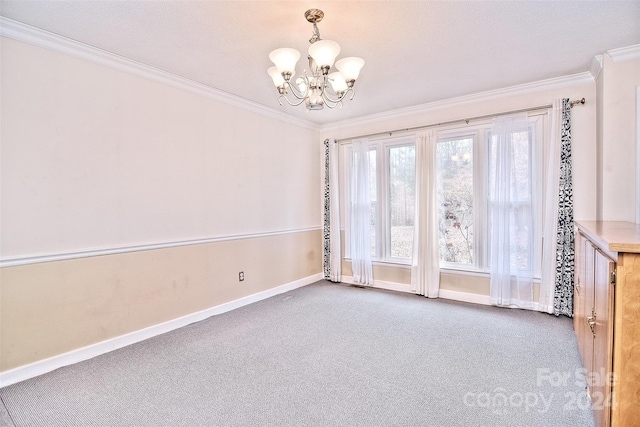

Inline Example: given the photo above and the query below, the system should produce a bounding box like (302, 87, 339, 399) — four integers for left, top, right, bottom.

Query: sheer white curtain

(411, 131, 440, 298)
(350, 138, 373, 285)
(328, 140, 342, 282)
(489, 114, 535, 308)
(539, 100, 563, 313)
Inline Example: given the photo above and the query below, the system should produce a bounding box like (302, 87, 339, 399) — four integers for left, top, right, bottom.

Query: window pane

(511, 130, 532, 271)
(488, 130, 533, 271)
(437, 138, 474, 264)
(389, 146, 416, 258)
(369, 150, 377, 257)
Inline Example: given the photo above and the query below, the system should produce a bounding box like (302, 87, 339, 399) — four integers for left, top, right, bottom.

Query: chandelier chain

(309, 22, 321, 44)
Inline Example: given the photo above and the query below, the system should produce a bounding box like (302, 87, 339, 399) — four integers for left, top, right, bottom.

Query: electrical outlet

(239, 271, 244, 282)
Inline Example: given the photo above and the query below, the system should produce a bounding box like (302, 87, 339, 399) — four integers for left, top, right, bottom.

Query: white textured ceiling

(1, 1, 639, 125)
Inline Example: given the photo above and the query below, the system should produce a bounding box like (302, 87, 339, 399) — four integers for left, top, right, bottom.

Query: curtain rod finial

(570, 97, 586, 107)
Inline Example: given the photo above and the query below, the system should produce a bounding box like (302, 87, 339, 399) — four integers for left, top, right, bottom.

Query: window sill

(439, 267, 490, 278)
(373, 259, 411, 268)
(343, 257, 412, 269)
(440, 267, 541, 282)
(343, 259, 541, 282)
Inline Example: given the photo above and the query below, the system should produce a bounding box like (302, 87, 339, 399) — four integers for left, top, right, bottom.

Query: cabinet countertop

(575, 221, 640, 254)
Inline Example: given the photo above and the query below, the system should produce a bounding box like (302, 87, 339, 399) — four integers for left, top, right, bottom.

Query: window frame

(435, 116, 544, 277)
(343, 114, 545, 279)
(344, 135, 416, 264)
(384, 140, 417, 263)
(436, 126, 486, 272)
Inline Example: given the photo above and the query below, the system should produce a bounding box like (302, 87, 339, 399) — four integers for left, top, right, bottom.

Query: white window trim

(437, 126, 485, 271)
(342, 112, 548, 279)
(343, 135, 416, 265)
(436, 116, 545, 278)
(342, 143, 352, 260)
(382, 137, 416, 263)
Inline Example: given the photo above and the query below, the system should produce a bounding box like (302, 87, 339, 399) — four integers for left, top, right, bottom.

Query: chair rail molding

(0, 226, 322, 267)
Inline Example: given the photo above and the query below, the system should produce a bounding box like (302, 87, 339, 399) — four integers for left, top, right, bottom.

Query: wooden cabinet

(574, 221, 640, 427)
(575, 235, 614, 427)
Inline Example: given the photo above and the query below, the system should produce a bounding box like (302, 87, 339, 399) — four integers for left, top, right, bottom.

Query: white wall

(0, 36, 323, 375)
(1, 37, 320, 260)
(599, 53, 640, 222)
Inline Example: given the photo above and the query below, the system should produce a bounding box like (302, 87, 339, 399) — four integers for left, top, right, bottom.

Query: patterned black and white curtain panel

(323, 139, 331, 280)
(553, 99, 574, 317)
(323, 139, 341, 282)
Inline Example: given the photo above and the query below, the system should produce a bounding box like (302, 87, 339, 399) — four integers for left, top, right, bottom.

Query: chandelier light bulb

(267, 67, 285, 87)
(308, 40, 340, 69)
(269, 48, 301, 75)
(328, 72, 348, 93)
(335, 57, 365, 82)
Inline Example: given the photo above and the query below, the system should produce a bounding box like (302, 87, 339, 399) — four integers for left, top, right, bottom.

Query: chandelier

(267, 9, 365, 111)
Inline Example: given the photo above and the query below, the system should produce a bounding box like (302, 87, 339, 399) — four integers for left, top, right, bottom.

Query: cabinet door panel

(593, 249, 614, 427)
(584, 239, 596, 378)
(612, 253, 640, 427)
(574, 233, 588, 366)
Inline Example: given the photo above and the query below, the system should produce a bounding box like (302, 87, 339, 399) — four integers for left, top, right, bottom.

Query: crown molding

(607, 44, 640, 63)
(590, 55, 603, 80)
(320, 71, 594, 133)
(0, 17, 319, 131)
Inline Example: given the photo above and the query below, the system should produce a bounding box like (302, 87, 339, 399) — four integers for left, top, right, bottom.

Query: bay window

(345, 115, 543, 276)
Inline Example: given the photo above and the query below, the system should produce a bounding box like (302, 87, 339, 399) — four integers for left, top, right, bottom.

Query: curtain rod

(336, 97, 586, 143)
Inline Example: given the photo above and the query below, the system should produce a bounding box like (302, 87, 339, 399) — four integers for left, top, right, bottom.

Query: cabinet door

(592, 249, 615, 427)
(574, 232, 589, 366)
(611, 252, 640, 427)
(583, 239, 596, 378)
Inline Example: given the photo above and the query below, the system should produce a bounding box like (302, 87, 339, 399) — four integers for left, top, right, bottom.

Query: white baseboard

(341, 275, 413, 294)
(0, 273, 323, 388)
(439, 289, 546, 312)
(438, 289, 491, 305)
(341, 277, 547, 311)
(341, 275, 492, 305)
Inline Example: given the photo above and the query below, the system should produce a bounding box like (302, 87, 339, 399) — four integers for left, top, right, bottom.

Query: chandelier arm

(321, 86, 354, 105)
(278, 93, 308, 107)
(316, 75, 342, 104)
(320, 90, 343, 105)
(322, 74, 355, 104)
(319, 88, 345, 110)
(283, 77, 311, 100)
(320, 92, 341, 109)
(322, 99, 343, 110)
(319, 90, 344, 109)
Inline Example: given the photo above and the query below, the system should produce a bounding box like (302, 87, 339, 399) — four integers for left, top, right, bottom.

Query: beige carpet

(0, 281, 595, 426)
